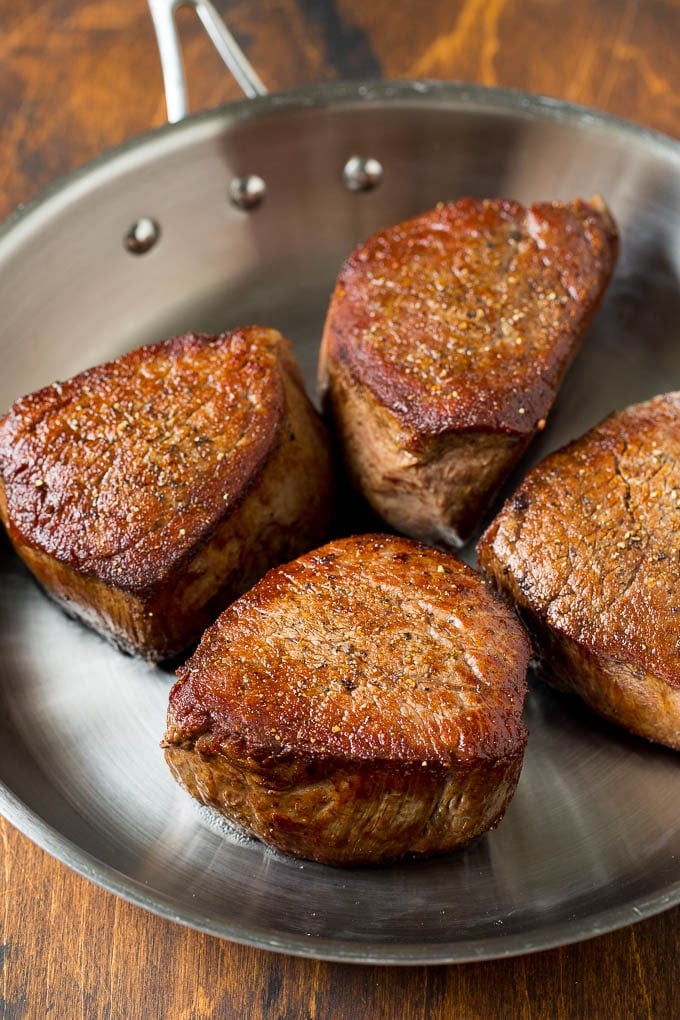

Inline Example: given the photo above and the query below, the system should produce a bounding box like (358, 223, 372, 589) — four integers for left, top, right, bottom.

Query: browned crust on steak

(164, 533, 531, 865)
(319, 197, 618, 545)
(477, 392, 680, 749)
(0, 328, 333, 659)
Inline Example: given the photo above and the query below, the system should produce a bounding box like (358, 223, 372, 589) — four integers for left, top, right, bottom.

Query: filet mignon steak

(319, 197, 618, 547)
(0, 328, 333, 660)
(163, 533, 531, 866)
(477, 392, 680, 750)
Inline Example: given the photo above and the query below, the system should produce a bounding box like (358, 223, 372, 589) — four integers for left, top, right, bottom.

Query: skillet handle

(147, 0, 268, 123)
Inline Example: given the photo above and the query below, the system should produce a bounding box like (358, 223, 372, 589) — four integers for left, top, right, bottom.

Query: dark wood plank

(0, 2, 678, 1018)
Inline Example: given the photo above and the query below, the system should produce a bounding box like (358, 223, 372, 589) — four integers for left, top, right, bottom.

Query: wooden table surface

(1, 1, 679, 1016)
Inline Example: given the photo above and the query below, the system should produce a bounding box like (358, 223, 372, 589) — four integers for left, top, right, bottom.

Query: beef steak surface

(319, 197, 618, 546)
(164, 533, 531, 866)
(477, 392, 680, 750)
(0, 328, 333, 660)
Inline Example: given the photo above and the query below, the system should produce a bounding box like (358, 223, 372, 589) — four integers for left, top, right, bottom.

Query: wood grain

(1, 1, 679, 1017)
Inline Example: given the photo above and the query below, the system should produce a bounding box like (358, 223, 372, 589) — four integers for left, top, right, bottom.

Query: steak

(163, 533, 531, 866)
(477, 392, 680, 750)
(319, 197, 618, 547)
(0, 328, 333, 660)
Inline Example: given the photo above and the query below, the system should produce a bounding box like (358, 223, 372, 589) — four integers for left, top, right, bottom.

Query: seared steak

(319, 197, 618, 547)
(0, 328, 333, 660)
(163, 533, 531, 866)
(477, 392, 680, 750)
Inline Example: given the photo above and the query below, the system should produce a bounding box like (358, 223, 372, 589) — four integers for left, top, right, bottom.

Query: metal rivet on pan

(343, 155, 383, 192)
(124, 217, 160, 255)
(229, 175, 266, 211)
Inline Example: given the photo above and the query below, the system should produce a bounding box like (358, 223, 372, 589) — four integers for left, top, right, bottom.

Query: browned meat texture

(0, 328, 333, 660)
(319, 197, 618, 546)
(477, 392, 680, 750)
(164, 533, 531, 865)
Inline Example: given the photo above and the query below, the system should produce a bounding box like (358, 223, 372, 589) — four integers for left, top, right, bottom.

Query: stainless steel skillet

(1, 0, 680, 965)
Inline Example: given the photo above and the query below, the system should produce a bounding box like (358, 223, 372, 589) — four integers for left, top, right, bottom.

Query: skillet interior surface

(1, 81, 679, 964)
